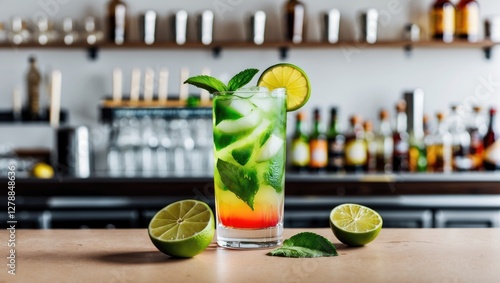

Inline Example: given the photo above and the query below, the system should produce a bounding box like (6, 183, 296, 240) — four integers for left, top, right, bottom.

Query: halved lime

(257, 63, 311, 112)
(148, 200, 215, 258)
(329, 203, 383, 247)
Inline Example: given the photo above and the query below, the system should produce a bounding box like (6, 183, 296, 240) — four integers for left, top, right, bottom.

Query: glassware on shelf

(84, 17, 103, 45)
(35, 16, 57, 45)
(284, 0, 306, 44)
(140, 10, 157, 45)
(198, 10, 214, 46)
(107, 0, 128, 45)
(0, 22, 7, 43)
(249, 11, 266, 45)
(62, 18, 79, 45)
(8, 17, 31, 45)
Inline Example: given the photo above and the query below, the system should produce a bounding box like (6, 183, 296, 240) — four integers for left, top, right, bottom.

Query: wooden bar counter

(1, 229, 499, 282)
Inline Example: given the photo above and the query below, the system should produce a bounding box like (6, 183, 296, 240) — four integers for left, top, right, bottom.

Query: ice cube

(228, 99, 255, 116)
(256, 134, 284, 162)
(250, 95, 273, 113)
(216, 109, 262, 134)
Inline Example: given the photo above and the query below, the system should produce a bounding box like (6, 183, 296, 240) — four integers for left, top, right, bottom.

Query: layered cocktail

(213, 88, 286, 248)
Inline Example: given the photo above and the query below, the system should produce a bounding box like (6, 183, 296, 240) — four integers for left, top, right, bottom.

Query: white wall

(1, 0, 500, 171)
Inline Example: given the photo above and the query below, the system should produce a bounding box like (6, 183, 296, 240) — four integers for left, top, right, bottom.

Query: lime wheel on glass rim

(257, 63, 311, 112)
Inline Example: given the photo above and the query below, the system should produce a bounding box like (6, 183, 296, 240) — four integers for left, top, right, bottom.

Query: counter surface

(2, 228, 499, 282)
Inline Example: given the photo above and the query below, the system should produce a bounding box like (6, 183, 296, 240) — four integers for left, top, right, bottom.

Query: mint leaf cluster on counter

(184, 68, 259, 93)
(268, 232, 339, 258)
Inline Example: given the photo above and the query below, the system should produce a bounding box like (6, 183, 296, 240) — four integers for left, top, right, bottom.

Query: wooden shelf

(0, 40, 496, 59)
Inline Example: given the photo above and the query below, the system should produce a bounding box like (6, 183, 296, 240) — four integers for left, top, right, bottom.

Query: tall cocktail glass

(212, 88, 286, 249)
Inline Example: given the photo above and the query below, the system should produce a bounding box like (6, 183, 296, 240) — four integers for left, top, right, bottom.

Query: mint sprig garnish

(216, 159, 259, 210)
(183, 75, 228, 94)
(184, 68, 259, 93)
(227, 69, 259, 91)
(268, 232, 339, 258)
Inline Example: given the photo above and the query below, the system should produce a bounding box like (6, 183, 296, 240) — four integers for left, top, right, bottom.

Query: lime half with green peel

(329, 203, 383, 247)
(148, 200, 215, 258)
(257, 63, 311, 112)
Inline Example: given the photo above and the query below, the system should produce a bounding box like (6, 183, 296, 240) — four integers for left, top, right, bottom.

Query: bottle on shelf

(26, 56, 42, 120)
(427, 112, 452, 172)
(284, 0, 306, 44)
(423, 114, 432, 137)
(392, 101, 410, 172)
(326, 107, 345, 172)
(409, 130, 428, 173)
(467, 106, 487, 171)
(483, 108, 500, 171)
(363, 120, 376, 173)
(344, 115, 367, 173)
(375, 109, 393, 173)
(290, 112, 310, 172)
(309, 108, 328, 172)
(430, 0, 455, 43)
(448, 105, 472, 171)
(108, 0, 127, 45)
(456, 0, 480, 42)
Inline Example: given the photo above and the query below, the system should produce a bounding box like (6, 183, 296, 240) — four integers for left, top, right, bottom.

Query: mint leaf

(263, 146, 285, 193)
(268, 232, 338, 258)
(227, 69, 259, 91)
(231, 144, 254, 166)
(216, 159, 259, 210)
(184, 75, 227, 94)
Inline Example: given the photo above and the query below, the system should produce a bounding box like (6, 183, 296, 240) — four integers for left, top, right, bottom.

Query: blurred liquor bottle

(409, 131, 428, 173)
(309, 109, 328, 172)
(344, 115, 367, 173)
(392, 101, 410, 172)
(427, 112, 452, 172)
(483, 108, 500, 171)
(26, 56, 42, 120)
(326, 107, 345, 172)
(284, 0, 306, 44)
(290, 112, 310, 172)
(430, 0, 455, 43)
(363, 120, 376, 173)
(456, 0, 480, 42)
(108, 0, 127, 44)
(467, 106, 487, 171)
(448, 105, 472, 171)
(375, 109, 393, 173)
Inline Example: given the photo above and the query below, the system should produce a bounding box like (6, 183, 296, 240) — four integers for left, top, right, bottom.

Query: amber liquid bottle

(284, 0, 306, 44)
(108, 0, 127, 44)
(456, 0, 479, 42)
(375, 109, 393, 173)
(483, 108, 500, 171)
(467, 106, 486, 171)
(309, 109, 328, 172)
(430, 0, 455, 43)
(26, 56, 41, 120)
(427, 112, 453, 173)
(344, 115, 367, 173)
